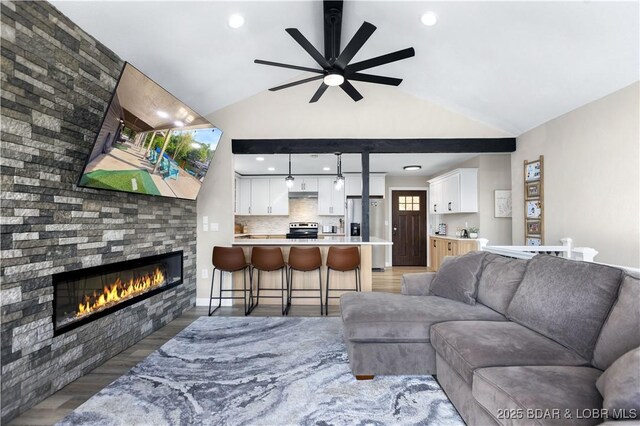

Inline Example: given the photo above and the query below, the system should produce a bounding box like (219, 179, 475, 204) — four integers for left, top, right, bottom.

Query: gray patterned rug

(58, 317, 463, 425)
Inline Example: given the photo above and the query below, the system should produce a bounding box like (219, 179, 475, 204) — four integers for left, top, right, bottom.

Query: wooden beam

(232, 138, 516, 154)
(361, 151, 370, 242)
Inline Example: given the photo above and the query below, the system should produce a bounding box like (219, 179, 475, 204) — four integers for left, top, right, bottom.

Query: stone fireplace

(52, 251, 183, 336)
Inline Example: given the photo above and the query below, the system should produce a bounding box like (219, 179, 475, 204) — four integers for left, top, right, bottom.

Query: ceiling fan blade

(254, 59, 324, 74)
(285, 28, 332, 70)
(310, 83, 329, 103)
(334, 22, 377, 70)
(345, 47, 415, 73)
(347, 72, 402, 86)
(340, 80, 363, 102)
(269, 75, 324, 91)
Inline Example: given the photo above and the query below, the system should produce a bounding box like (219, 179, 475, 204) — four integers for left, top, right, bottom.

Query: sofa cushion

(592, 275, 640, 370)
(473, 366, 603, 426)
(430, 321, 589, 385)
(477, 254, 527, 315)
(596, 347, 640, 417)
(340, 292, 505, 343)
(430, 251, 488, 305)
(507, 255, 623, 360)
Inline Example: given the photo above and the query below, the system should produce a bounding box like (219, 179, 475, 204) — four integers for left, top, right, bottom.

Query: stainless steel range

(286, 222, 319, 239)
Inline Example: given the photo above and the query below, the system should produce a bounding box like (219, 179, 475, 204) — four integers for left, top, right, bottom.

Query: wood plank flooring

(8, 267, 431, 426)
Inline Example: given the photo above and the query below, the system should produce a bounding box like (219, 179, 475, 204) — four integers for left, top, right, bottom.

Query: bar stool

(287, 247, 323, 315)
(324, 246, 361, 315)
(209, 246, 252, 316)
(250, 247, 289, 315)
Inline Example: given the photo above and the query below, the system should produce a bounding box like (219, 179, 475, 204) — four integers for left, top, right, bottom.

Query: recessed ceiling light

(228, 14, 245, 29)
(256, 157, 265, 161)
(403, 165, 422, 171)
(421, 11, 438, 26)
(267, 167, 275, 171)
(323, 167, 331, 171)
(157, 111, 169, 119)
(174, 120, 184, 127)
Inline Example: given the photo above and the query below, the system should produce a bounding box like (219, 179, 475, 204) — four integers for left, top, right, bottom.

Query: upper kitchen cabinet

(428, 168, 478, 214)
(318, 177, 345, 215)
(344, 174, 386, 197)
(289, 176, 318, 192)
(235, 177, 251, 215)
(239, 177, 289, 215)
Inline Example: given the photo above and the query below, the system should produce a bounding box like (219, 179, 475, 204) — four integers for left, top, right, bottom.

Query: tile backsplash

(236, 198, 343, 234)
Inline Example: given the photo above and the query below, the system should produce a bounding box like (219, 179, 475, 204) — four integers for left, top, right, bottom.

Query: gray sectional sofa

(340, 252, 640, 425)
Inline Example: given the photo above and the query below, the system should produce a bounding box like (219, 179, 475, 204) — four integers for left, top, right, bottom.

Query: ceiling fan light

(324, 73, 345, 87)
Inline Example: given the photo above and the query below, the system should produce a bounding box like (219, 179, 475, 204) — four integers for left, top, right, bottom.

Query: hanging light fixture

(285, 154, 295, 188)
(334, 153, 345, 190)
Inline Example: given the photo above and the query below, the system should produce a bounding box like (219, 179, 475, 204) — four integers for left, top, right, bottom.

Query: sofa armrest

(401, 272, 436, 296)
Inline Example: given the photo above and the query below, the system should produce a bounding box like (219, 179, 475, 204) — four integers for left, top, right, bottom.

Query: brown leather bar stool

(250, 247, 289, 315)
(324, 246, 361, 315)
(287, 247, 323, 315)
(209, 246, 252, 316)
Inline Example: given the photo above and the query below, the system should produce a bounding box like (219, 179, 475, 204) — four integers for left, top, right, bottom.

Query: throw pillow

(430, 251, 488, 305)
(596, 347, 640, 418)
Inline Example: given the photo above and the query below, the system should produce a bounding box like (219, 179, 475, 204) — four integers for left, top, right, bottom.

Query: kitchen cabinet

(289, 177, 318, 192)
(344, 174, 386, 197)
(429, 236, 479, 270)
(428, 168, 478, 214)
(249, 178, 289, 215)
(318, 177, 345, 215)
(235, 177, 252, 215)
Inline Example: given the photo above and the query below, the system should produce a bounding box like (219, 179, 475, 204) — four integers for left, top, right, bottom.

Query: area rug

(58, 317, 463, 425)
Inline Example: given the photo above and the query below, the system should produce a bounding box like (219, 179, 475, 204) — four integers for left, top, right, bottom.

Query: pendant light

(285, 154, 295, 188)
(334, 153, 344, 190)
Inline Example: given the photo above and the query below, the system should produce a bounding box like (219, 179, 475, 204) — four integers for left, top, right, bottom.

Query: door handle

(433, 240, 436, 248)
(448, 202, 452, 211)
(447, 242, 452, 251)
(433, 204, 437, 212)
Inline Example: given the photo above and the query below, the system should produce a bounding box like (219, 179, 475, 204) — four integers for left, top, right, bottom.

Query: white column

(153, 129, 173, 174)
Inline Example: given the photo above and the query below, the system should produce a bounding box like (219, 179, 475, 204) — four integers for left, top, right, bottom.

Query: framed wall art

(524, 156, 544, 244)
(494, 190, 512, 218)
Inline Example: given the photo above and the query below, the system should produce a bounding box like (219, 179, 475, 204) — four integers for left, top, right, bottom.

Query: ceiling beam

(232, 138, 516, 154)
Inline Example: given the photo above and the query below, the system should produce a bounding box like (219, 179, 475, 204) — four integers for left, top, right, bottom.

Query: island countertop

(232, 236, 392, 246)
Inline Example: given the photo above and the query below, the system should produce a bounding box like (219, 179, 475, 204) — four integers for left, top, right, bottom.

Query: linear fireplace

(53, 251, 183, 336)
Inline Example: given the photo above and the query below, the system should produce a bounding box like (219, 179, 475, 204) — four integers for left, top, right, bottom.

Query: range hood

(288, 191, 318, 199)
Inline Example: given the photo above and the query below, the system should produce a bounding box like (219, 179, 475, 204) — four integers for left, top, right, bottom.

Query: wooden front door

(392, 190, 427, 266)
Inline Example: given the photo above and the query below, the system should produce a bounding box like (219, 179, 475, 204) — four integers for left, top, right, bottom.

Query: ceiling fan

(254, 0, 415, 103)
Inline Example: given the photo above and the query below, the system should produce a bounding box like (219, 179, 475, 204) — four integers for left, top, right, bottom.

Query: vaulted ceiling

(52, 1, 638, 135)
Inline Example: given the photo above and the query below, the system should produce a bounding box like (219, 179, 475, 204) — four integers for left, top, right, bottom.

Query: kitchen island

(232, 237, 392, 306)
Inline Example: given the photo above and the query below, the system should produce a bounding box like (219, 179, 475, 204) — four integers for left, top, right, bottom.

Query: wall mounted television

(78, 62, 222, 200)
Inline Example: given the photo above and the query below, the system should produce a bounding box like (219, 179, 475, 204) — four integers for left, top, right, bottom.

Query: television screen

(78, 62, 222, 200)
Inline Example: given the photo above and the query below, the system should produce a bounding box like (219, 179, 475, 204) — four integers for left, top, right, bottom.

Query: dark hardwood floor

(8, 267, 430, 425)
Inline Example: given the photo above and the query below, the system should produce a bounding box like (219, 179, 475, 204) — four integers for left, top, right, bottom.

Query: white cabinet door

(269, 178, 289, 215)
(332, 184, 345, 215)
(289, 179, 305, 192)
(301, 177, 318, 192)
(237, 178, 252, 215)
(345, 175, 361, 196)
(441, 174, 460, 213)
(429, 181, 442, 214)
(250, 179, 270, 215)
(317, 177, 333, 215)
(369, 174, 385, 197)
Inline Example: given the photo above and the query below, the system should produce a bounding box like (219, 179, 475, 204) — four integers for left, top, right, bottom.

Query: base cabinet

(429, 236, 479, 271)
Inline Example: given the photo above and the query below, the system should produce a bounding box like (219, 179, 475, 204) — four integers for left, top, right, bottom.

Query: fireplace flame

(76, 267, 165, 317)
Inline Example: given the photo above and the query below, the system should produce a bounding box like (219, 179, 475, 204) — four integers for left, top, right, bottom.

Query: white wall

(512, 82, 639, 267)
(196, 84, 510, 302)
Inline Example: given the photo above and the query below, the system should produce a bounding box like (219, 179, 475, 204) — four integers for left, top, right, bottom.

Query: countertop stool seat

(324, 246, 361, 315)
(287, 247, 323, 315)
(250, 247, 289, 315)
(209, 246, 252, 316)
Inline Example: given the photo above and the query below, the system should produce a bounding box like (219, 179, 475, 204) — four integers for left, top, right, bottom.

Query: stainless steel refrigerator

(346, 198, 385, 271)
